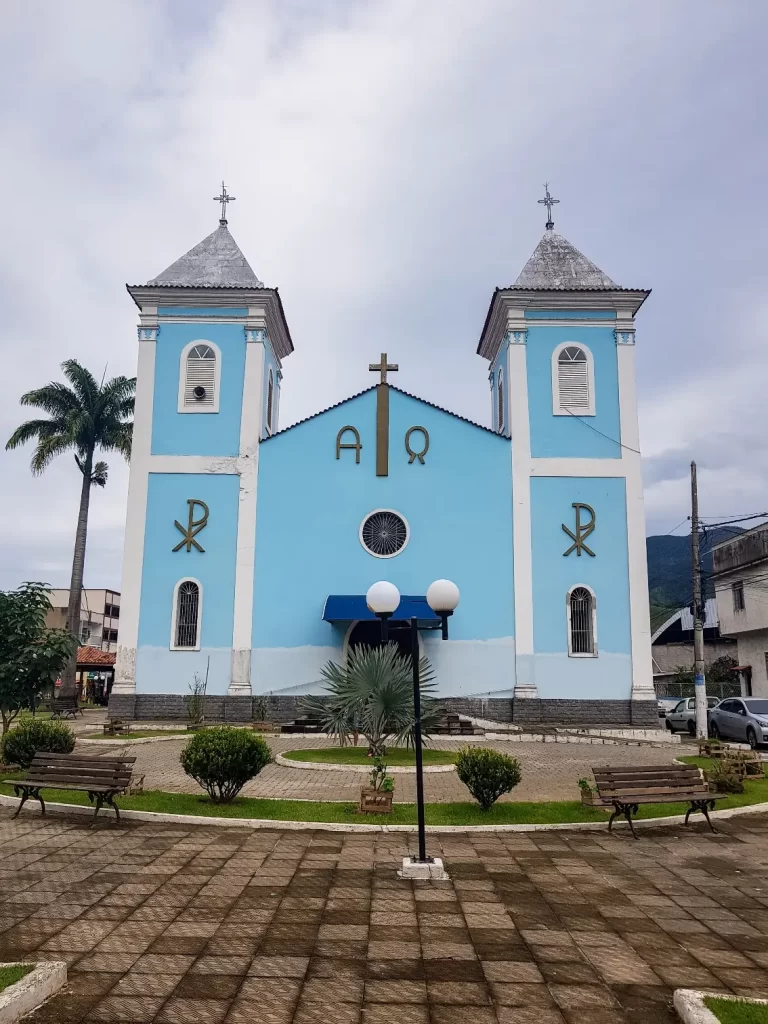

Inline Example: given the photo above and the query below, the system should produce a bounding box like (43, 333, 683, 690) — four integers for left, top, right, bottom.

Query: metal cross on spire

(213, 182, 236, 225)
(538, 182, 559, 231)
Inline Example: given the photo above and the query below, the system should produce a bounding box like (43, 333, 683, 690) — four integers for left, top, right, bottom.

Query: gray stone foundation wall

(108, 693, 659, 728)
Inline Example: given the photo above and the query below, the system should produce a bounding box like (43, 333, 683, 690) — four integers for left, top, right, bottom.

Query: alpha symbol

(173, 499, 210, 553)
(562, 503, 595, 557)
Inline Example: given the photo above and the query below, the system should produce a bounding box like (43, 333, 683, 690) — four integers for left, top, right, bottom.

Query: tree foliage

(2, 719, 75, 768)
(455, 746, 522, 811)
(0, 583, 77, 734)
(299, 643, 444, 757)
(180, 727, 272, 802)
(5, 360, 134, 476)
(5, 361, 135, 694)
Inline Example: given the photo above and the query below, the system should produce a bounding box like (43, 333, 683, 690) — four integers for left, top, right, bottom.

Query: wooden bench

(592, 763, 726, 838)
(3, 752, 135, 822)
(40, 696, 83, 720)
(103, 719, 131, 736)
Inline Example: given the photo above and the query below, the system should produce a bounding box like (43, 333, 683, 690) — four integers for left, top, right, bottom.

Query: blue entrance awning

(322, 595, 439, 624)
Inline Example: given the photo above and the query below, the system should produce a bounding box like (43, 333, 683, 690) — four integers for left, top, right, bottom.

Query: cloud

(1, 0, 767, 589)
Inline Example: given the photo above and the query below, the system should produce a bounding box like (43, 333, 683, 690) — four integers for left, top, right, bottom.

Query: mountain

(646, 528, 743, 611)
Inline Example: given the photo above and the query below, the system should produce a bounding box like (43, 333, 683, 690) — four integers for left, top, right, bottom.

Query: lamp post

(366, 578, 460, 874)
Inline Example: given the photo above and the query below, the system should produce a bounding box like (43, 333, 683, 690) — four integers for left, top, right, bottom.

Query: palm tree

(6, 360, 135, 695)
(300, 643, 444, 756)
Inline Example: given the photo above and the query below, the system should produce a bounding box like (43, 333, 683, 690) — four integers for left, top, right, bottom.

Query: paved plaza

(87, 735, 680, 803)
(1, 808, 768, 1023)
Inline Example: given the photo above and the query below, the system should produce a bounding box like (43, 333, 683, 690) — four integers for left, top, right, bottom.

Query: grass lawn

(0, 963, 32, 993)
(705, 996, 768, 1023)
(281, 746, 457, 767)
(81, 730, 190, 740)
(1, 761, 767, 825)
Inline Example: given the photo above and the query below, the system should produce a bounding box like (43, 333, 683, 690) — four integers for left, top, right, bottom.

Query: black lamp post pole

(410, 615, 428, 863)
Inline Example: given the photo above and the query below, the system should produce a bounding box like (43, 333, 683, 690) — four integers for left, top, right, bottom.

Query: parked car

(708, 697, 768, 749)
(665, 696, 720, 735)
(657, 697, 679, 718)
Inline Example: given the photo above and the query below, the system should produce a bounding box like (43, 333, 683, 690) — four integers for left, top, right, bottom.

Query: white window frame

(177, 340, 221, 414)
(170, 577, 203, 651)
(552, 342, 595, 417)
(566, 583, 598, 658)
(266, 368, 274, 435)
(497, 368, 504, 433)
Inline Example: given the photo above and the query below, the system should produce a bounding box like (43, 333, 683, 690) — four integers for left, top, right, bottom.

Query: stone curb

(274, 753, 456, 774)
(77, 734, 192, 746)
(0, 961, 66, 1024)
(483, 732, 679, 748)
(673, 988, 768, 1023)
(2, 793, 767, 834)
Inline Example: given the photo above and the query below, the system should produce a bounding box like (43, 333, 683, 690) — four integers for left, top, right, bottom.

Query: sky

(1, 0, 767, 592)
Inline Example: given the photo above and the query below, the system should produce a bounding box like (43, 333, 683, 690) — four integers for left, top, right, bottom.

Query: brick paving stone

(84, 996, 166, 1022)
(155, 998, 232, 1023)
(362, 1007, 429, 1024)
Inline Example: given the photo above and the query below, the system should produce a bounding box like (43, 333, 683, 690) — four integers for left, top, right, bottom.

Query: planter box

(579, 789, 611, 809)
(251, 721, 278, 733)
(0, 961, 66, 1023)
(359, 787, 394, 814)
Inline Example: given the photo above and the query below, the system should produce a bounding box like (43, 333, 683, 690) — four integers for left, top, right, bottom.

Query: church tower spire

(115, 189, 294, 707)
(474, 192, 655, 721)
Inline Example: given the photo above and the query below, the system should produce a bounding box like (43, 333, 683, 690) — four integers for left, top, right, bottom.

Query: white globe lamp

(366, 581, 400, 642)
(426, 579, 460, 639)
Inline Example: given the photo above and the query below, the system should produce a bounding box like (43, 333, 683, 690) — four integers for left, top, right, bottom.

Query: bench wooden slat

(591, 761, 722, 838)
(6, 753, 135, 823)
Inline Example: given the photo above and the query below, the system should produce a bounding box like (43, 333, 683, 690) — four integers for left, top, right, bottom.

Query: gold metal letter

(173, 499, 210, 553)
(336, 426, 362, 464)
(405, 426, 430, 464)
(562, 503, 595, 557)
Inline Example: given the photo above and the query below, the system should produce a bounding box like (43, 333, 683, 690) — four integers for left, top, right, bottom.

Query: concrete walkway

(1, 809, 768, 1023)
(84, 735, 681, 804)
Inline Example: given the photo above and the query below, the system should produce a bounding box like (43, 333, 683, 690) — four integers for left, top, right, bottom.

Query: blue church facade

(112, 201, 657, 726)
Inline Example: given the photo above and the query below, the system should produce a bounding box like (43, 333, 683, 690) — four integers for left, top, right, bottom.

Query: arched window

(179, 341, 220, 413)
(171, 579, 202, 650)
(552, 343, 595, 416)
(497, 369, 504, 433)
(266, 369, 274, 433)
(567, 585, 597, 657)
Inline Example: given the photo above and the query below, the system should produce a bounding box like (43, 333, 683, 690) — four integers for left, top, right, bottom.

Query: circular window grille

(360, 510, 409, 558)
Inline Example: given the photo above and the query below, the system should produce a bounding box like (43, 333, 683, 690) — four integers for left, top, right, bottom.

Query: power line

(564, 409, 641, 454)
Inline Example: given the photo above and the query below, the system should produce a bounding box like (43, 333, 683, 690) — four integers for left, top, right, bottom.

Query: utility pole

(691, 461, 708, 739)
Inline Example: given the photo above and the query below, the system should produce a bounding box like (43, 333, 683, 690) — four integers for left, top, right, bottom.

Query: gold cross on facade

(369, 353, 399, 384)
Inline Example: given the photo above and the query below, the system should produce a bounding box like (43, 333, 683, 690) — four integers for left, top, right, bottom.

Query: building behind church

(111, 193, 657, 726)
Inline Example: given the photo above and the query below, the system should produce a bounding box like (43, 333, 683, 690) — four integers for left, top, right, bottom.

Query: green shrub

(1, 718, 75, 768)
(455, 746, 521, 811)
(180, 726, 272, 802)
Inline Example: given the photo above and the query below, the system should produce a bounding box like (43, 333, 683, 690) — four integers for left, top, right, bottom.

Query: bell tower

(113, 189, 294, 708)
(477, 190, 657, 725)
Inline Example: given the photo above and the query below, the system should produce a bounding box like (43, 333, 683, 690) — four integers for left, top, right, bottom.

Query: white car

(664, 696, 720, 735)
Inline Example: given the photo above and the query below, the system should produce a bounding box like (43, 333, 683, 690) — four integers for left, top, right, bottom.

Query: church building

(111, 187, 657, 726)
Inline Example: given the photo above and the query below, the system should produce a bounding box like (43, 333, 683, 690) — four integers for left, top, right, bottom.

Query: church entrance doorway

(347, 619, 414, 662)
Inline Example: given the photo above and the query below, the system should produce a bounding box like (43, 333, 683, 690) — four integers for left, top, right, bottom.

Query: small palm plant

(300, 643, 443, 756)
(6, 360, 135, 695)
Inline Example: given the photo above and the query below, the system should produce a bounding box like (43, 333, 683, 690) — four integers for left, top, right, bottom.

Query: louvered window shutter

(184, 345, 216, 408)
(557, 348, 590, 411)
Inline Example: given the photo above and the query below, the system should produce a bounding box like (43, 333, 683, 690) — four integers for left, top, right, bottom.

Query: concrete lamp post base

(399, 857, 449, 880)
